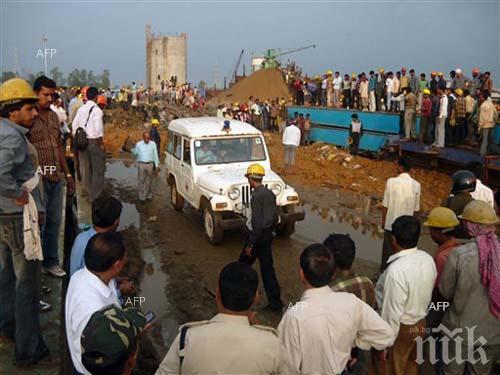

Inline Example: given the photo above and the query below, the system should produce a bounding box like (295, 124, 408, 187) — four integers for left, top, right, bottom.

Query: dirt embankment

(103, 108, 450, 213)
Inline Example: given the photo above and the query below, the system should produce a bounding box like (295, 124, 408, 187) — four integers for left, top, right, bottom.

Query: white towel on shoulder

(22, 174, 43, 261)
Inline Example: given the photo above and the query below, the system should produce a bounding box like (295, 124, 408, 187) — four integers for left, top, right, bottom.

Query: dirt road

(103, 156, 436, 373)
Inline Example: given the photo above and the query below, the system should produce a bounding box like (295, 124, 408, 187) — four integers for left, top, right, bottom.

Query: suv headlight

(270, 183, 283, 196)
(228, 186, 240, 200)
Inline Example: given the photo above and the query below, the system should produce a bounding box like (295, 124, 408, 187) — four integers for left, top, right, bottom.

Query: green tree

(1, 71, 17, 83)
(67, 68, 83, 87)
(99, 69, 111, 89)
(49, 67, 65, 86)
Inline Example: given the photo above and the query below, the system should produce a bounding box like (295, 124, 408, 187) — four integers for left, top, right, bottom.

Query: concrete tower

(145, 25, 187, 91)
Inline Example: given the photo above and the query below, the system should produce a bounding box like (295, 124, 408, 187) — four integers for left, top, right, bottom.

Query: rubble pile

(211, 68, 292, 105)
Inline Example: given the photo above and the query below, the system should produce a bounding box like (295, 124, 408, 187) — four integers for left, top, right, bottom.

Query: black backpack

(74, 106, 95, 150)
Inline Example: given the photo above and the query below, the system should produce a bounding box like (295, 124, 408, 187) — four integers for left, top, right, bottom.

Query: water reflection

(294, 203, 383, 264)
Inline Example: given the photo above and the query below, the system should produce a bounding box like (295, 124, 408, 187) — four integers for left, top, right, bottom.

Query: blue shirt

(69, 227, 96, 276)
(132, 140, 160, 167)
(0, 118, 44, 214)
(369, 77, 377, 91)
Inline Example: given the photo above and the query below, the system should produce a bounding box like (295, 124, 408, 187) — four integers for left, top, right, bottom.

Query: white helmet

(455, 68, 462, 74)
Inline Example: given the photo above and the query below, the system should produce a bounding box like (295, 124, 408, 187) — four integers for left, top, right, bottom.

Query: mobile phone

(145, 311, 156, 323)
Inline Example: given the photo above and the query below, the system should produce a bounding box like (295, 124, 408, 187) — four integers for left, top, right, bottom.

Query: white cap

(455, 68, 462, 74)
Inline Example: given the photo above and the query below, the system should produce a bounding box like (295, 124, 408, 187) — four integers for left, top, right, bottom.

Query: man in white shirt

(333, 71, 343, 108)
(278, 244, 393, 375)
(468, 163, 495, 207)
(132, 132, 160, 202)
(385, 72, 394, 112)
(380, 157, 421, 271)
(72, 86, 105, 202)
(374, 216, 436, 375)
(65, 232, 126, 375)
(282, 122, 301, 174)
(433, 87, 448, 148)
(251, 100, 262, 130)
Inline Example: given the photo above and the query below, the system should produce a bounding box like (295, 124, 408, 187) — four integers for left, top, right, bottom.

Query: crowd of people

(290, 68, 498, 155)
(1, 70, 499, 375)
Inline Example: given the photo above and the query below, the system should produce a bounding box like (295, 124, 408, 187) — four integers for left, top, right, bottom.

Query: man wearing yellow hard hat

(439, 200, 500, 374)
(419, 88, 433, 143)
(454, 88, 467, 142)
(150, 118, 161, 158)
(423, 207, 460, 286)
(0, 78, 51, 365)
(239, 163, 284, 311)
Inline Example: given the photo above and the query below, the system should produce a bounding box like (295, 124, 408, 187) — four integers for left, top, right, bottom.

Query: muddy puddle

(294, 203, 383, 264)
(139, 247, 171, 319)
(119, 202, 141, 229)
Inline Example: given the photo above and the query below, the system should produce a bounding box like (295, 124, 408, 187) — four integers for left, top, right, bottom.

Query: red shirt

(421, 97, 432, 117)
(434, 238, 460, 287)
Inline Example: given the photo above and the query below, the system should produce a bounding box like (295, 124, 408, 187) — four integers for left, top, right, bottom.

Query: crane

(231, 49, 245, 84)
(262, 44, 316, 69)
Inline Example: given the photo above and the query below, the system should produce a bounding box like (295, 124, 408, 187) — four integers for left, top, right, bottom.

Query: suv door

(178, 138, 194, 202)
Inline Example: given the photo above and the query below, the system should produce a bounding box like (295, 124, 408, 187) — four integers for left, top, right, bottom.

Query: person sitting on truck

(196, 142, 217, 164)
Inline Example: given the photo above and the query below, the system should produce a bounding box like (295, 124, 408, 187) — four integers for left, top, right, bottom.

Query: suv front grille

(240, 184, 268, 206)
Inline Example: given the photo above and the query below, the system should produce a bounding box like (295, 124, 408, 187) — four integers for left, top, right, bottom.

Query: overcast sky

(1, 0, 499, 87)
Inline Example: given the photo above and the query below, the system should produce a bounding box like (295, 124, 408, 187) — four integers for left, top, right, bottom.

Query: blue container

(287, 106, 420, 152)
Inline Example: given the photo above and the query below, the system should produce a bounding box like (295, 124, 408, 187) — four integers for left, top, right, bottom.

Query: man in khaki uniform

(155, 262, 291, 375)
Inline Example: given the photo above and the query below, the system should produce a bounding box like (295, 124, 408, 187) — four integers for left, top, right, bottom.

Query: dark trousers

(380, 230, 393, 272)
(41, 179, 63, 267)
(0, 216, 48, 363)
(350, 133, 360, 155)
(456, 117, 467, 143)
(238, 231, 283, 309)
(81, 141, 106, 202)
(343, 90, 351, 108)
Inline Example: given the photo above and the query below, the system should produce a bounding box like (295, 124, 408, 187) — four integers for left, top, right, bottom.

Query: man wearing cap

(80, 305, 147, 375)
(156, 262, 290, 374)
(471, 68, 481, 92)
(0, 78, 50, 365)
(399, 67, 410, 91)
(455, 89, 467, 142)
(433, 87, 448, 148)
(419, 89, 433, 143)
(452, 68, 467, 90)
(439, 200, 500, 375)
(65, 232, 126, 374)
(149, 119, 161, 158)
(238, 164, 284, 311)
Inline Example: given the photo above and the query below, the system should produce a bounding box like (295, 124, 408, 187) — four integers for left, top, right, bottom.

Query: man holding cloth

(0, 78, 49, 365)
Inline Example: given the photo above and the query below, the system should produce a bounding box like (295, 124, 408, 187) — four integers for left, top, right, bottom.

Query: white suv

(164, 117, 305, 244)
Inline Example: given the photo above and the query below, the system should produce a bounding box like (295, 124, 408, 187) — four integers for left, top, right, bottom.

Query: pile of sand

(211, 68, 292, 105)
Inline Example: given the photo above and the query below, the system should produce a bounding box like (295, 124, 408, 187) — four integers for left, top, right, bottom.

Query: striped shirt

(27, 108, 62, 182)
(331, 270, 376, 309)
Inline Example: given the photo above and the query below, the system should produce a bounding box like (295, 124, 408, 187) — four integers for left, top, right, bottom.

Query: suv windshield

(194, 137, 266, 165)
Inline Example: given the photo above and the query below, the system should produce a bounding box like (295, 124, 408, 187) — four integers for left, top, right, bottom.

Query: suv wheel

(170, 180, 185, 211)
(276, 205, 296, 237)
(203, 206, 224, 245)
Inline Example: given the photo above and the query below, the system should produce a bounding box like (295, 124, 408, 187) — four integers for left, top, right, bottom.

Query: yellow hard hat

(245, 163, 265, 179)
(0, 78, 38, 106)
(437, 72, 444, 76)
(423, 89, 431, 95)
(351, 73, 356, 79)
(424, 207, 459, 228)
(379, 68, 385, 73)
(455, 89, 463, 96)
(326, 70, 333, 75)
(459, 200, 499, 225)
(151, 118, 160, 125)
